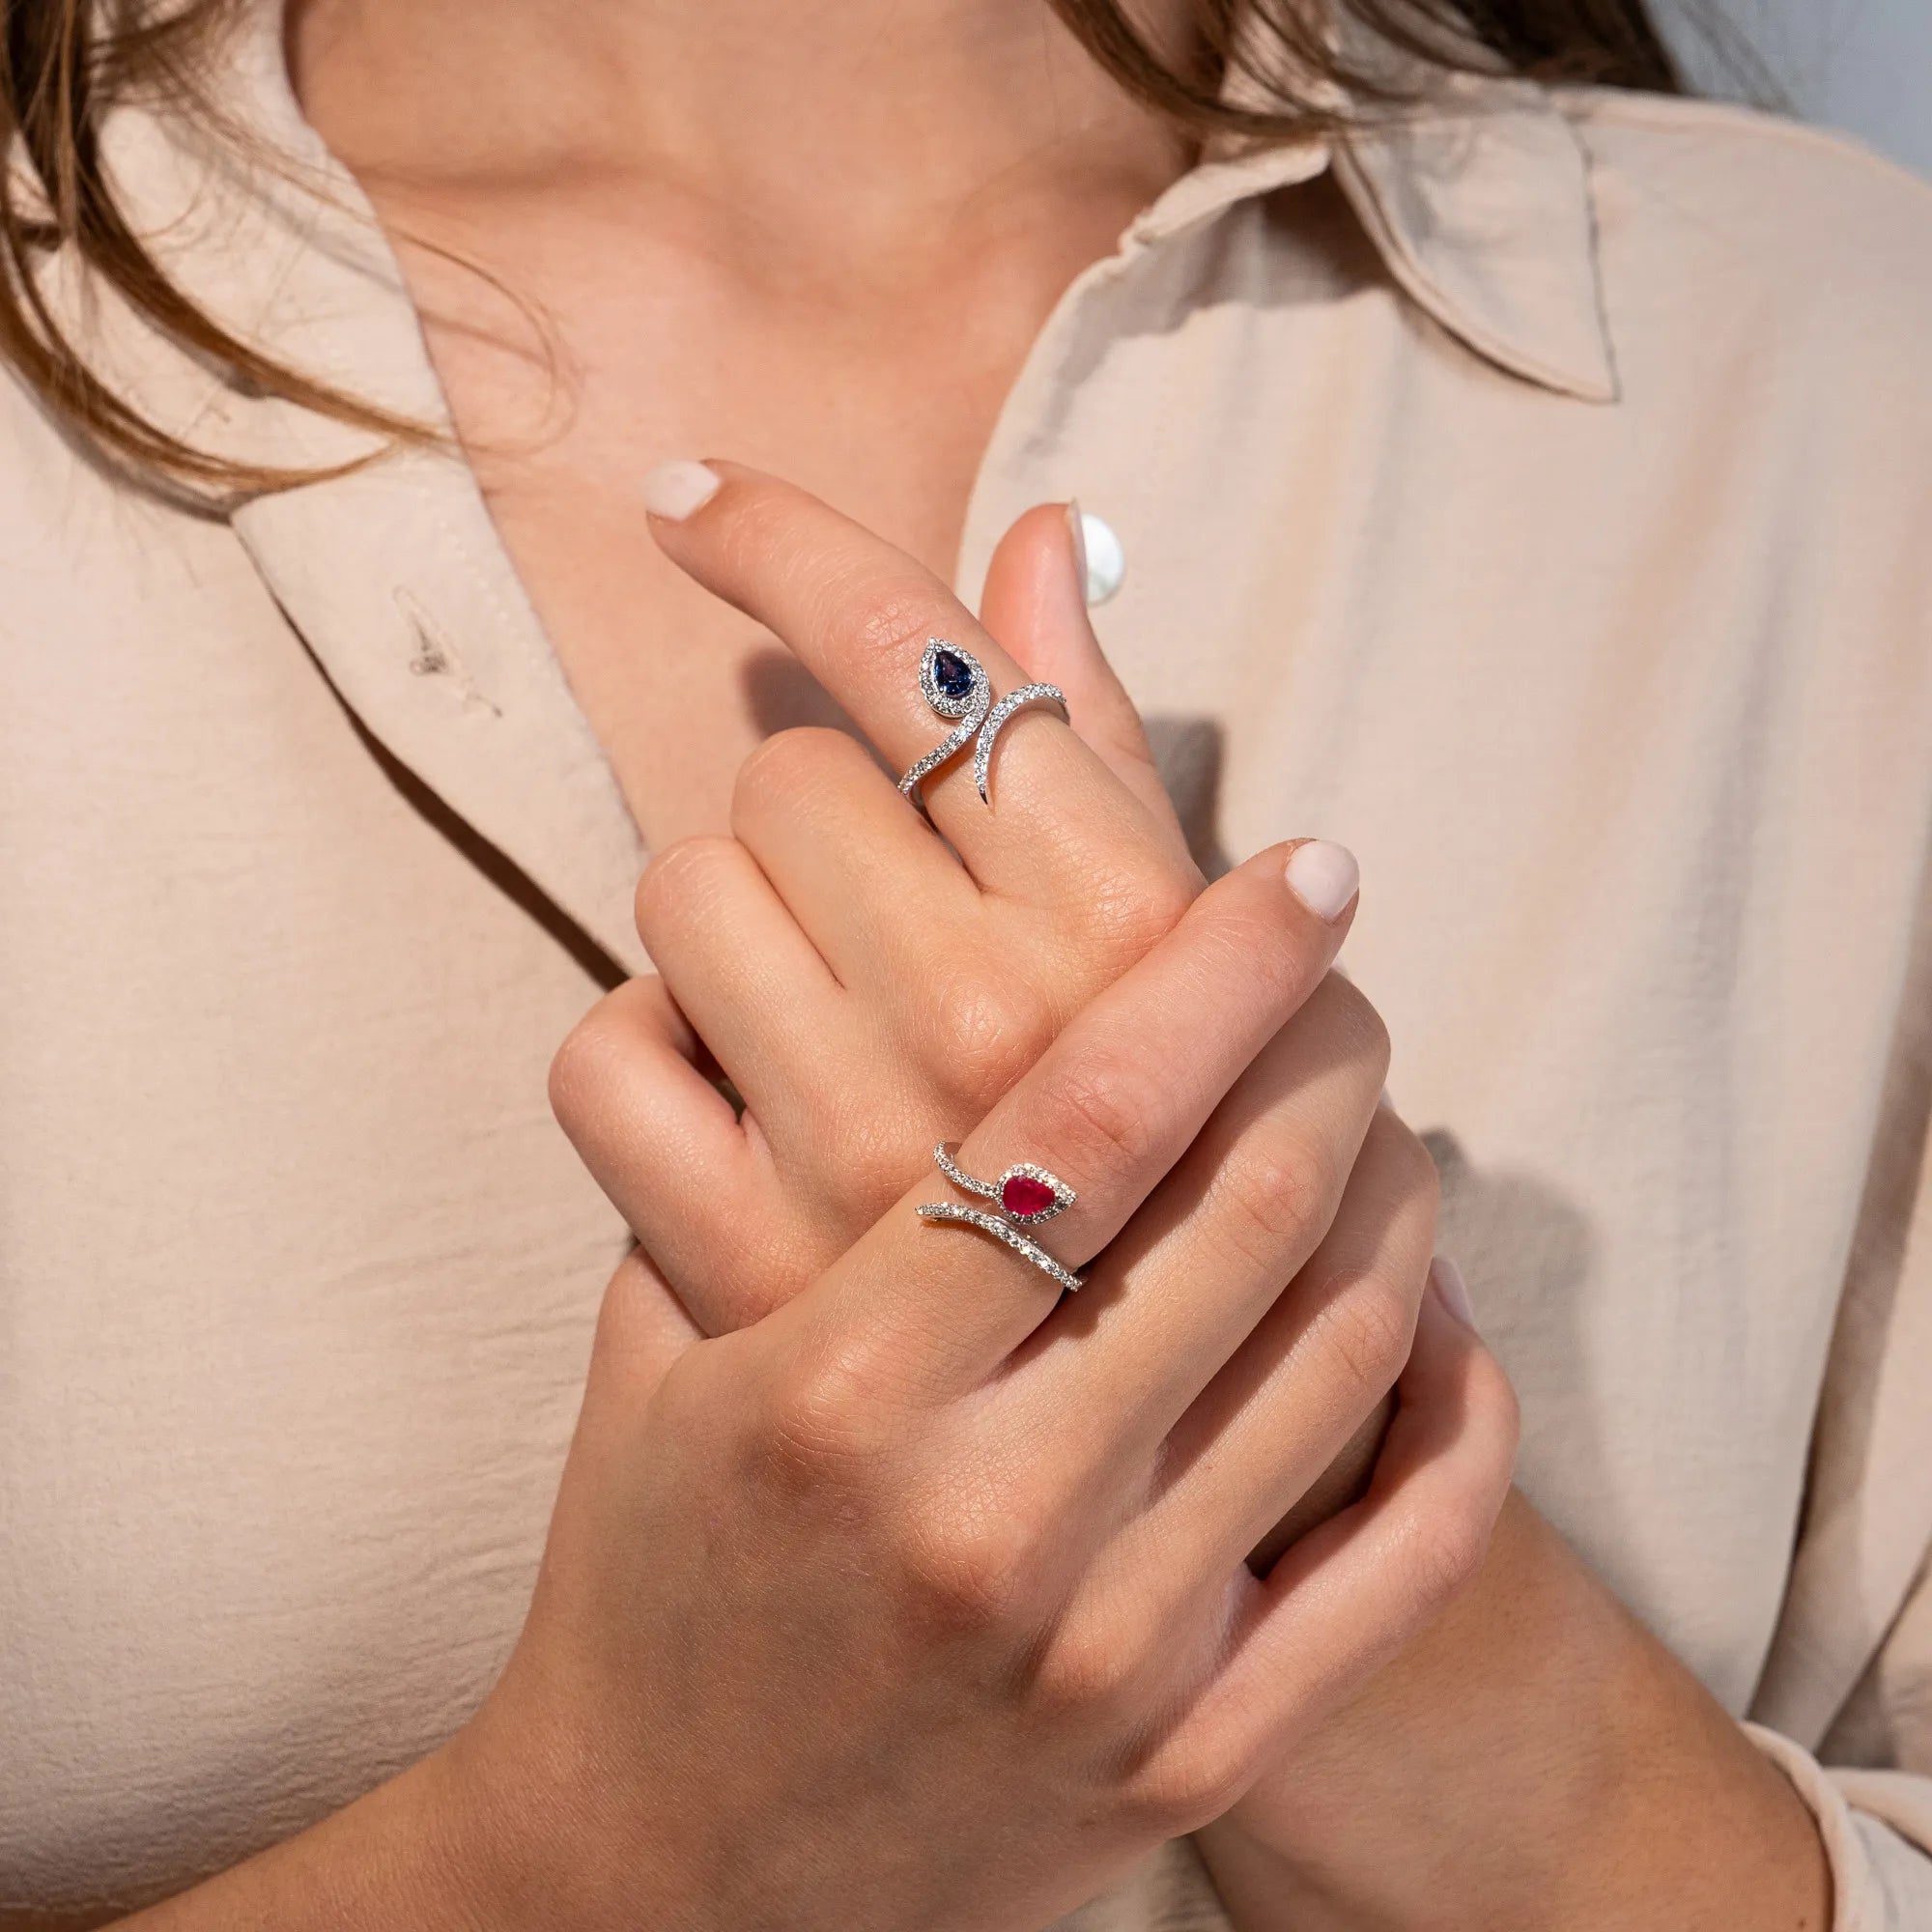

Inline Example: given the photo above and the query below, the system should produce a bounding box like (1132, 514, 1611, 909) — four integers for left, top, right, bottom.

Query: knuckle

(923, 964, 1051, 1112)
(634, 833, 739, 942)
(1078, 862, 1197, 965)
(895, 1492, 1044, 1637)
(547, 1000, 626, 1136)
(1401, 1493, 1496, 1616)
(1383, 1116, 1443, 1213)
(1312, 1272, 1417, 1400)
(1353, 1111, 1443, 1250)
(1208, 1133, 1335, 1266)
(823, 571, 952, 685)
(815, 1100, 929, 1221)
(753, 1338, 892, 1495)
(731, 726, 859, 825)
(1329, 977, 1394, 1086)
(1030, 1612, 1144, 1720)
(1041, 1055, 1162, 1178)
(1125, 1734, 1254, 1837)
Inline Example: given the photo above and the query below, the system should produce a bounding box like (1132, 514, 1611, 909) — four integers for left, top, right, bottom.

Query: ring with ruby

(917, 1141, 1083, 1293)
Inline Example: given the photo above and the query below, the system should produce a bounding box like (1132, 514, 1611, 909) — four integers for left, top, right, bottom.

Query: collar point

(1334, 93, 1618, 407)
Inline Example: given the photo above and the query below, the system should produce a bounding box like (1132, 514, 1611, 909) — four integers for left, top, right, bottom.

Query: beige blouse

(3, 4, 1931, 1924)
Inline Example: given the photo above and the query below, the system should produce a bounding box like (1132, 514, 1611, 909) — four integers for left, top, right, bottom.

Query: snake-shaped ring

(917, 1142, 1083, 1293)
(895, 639, 1067, 811)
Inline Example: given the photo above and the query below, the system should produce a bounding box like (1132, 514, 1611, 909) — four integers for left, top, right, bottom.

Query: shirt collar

(63, 3, 1618, 973)
(1331, 84, 1618, 403)
(1129, 19, 1618, 405)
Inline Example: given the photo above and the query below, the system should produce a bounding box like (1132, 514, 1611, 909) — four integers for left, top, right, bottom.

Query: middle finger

(727, 723, 980, 995)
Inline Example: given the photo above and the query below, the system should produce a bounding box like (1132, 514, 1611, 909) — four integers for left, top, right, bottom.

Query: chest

(384, 188, 1115, 847)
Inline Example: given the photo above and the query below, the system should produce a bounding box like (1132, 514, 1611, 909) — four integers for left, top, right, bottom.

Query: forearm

(1196, 1492, 1830, 1932)
(111, 1747, 501, 1932)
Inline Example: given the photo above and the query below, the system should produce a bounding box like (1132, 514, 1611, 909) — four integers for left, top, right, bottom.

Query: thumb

(978, 501, 1189, 857)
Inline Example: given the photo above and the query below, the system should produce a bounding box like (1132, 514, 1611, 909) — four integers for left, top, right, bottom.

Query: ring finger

(631, 833, 852, 1149)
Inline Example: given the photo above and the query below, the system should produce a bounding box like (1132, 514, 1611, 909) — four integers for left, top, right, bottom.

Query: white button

(1078, 511, 1125, 606)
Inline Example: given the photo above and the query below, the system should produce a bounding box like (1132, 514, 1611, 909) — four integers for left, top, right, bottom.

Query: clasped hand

(457, 466, 1518, 1932)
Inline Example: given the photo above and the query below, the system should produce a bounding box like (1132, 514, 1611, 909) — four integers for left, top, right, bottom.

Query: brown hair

(1, 0, 1685, 494)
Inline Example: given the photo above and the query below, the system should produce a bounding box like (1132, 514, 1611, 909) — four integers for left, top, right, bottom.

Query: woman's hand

(552, 462, 1216, 1334)
(555, 461, 1403, 1538)
(120, 841, 1512, 1932)
(543, 468, 1814, 1932)
(1194, 1492, 1833, 1931)
(453, 844, 1518, 1932)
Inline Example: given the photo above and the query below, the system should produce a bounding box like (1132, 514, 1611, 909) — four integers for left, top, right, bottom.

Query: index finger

(640, 459, 1174, 904)
(776, 839, 1360, 1402)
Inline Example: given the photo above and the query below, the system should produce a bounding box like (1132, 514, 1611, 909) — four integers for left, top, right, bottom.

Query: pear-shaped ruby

(1001, 1174, 1058, 1218)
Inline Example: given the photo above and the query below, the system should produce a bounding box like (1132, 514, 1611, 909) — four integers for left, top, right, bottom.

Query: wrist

(1198, 1505, 1628, 1929)
(429, 1687, 715, 1932)
(425, 1702, 619, 1932)
(1196, 1494, 1828, 1932)
(397, 1741, 525, 1932)
(118, 1717, 569, 1931)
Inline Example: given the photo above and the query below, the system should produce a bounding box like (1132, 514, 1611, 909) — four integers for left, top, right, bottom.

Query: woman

(2, 0, 1928, 1923)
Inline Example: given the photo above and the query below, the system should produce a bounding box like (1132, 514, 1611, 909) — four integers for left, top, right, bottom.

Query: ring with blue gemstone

(895, 638, 1068, 811)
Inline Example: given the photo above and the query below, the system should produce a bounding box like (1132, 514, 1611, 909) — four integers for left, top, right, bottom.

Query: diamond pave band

(895, 639, 1067, 810)
(917, 1141, 1083, 1293)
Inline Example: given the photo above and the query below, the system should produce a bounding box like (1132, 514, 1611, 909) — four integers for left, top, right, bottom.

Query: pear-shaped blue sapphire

(931, 649, 974, 700)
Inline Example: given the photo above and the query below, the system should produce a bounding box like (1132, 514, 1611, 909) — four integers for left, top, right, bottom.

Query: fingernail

(1065, 498, 1090, 603)
(1283, 839, 1359, 923)
(642, 459, 722, 522)
(1430, 1255, 1478, 1330)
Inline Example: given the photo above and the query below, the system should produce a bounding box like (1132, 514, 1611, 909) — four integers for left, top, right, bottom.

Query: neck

(290, 0, 1194, 249)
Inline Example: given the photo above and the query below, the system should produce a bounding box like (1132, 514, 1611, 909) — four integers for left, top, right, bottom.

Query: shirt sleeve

(1747, 865, 1932, 1931)
(1744, 1724, 1932, 1930)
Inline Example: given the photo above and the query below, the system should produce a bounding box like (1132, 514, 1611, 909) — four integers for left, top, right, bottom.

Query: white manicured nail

(1078, 509, 1125, 605)
(1431, 1256, 1478, 1330)
(1065, 498, 1089, 599)
(1284, 839, 1359, 922)
(642, 460, 722, 521)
